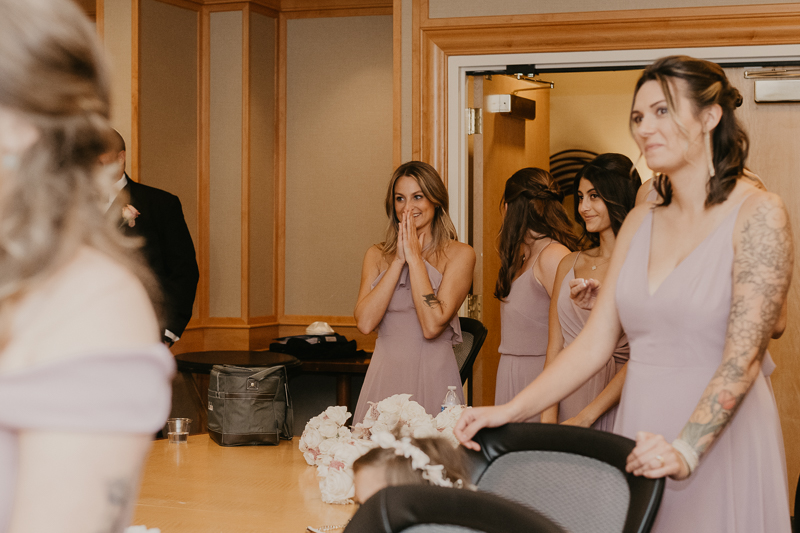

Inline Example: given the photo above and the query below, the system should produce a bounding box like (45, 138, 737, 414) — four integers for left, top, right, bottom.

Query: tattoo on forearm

(97, 477, 134, 533)
(680, 199, 792, 458)
(422, 293, 442, 309)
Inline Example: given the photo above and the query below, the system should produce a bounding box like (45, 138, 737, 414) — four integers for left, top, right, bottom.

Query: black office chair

(344, 484, 566, 533)
(793, 473, 799, 533)
(453, 317, 487, 405)
(465, 423, 664, 533)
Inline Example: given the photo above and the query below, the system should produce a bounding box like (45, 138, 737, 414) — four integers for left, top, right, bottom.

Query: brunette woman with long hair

(0, 0, 174, 530)
(353, 161, 475, 422)
(493, 168, 578, 416)
(457, 55, 792, 533)
(539, 154, 639, 430)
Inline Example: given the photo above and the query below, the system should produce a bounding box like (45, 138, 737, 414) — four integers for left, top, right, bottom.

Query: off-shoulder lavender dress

(614, 202, 790, 533)
(557, 253, 629, 431)
(494, 244, 553, 421)
(353, 261, 463, 422)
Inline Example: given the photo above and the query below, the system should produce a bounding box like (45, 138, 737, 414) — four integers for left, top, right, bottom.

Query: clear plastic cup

(167, 418, 191, 443)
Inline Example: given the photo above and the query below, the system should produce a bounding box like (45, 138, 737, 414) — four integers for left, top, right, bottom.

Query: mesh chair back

(466, 424, 664, 533)
(453, 331, 474, 375)
(343, 485, 566, 533)
(453, 317, 487, 384)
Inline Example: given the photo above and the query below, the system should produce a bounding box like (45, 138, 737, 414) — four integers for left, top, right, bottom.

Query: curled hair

(632, 55, 748, 207)
(381, 161, 458, 259)
(0, 0, 160, 341)
(353, 437, 470, 488)
(573, 154, 639, 247)
(494, 168, 579, 301)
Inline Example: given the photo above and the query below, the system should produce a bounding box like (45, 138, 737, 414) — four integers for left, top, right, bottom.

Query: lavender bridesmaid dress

(557, 253, 629, 431)
(494, 244, 553, 421)
(353, 261, 463, 423)
(614, 203, 791, 533)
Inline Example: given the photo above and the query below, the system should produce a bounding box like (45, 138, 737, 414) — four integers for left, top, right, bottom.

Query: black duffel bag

(207, 364, 293, 446)
(269, 333, 361, 360)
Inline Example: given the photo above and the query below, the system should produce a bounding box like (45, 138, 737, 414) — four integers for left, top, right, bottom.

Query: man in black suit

(101, 130, 199, 346)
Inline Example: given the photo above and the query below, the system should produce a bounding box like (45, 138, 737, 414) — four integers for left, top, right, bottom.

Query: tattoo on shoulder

(422, 293, 442, 309)
(680, 197, 793, 457)
(96, 477, 134, 533)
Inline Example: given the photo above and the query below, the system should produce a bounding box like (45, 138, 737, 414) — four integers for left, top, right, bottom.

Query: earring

(704, 130, 715, 177)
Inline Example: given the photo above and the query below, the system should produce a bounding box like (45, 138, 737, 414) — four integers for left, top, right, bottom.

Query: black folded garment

(269, 334, 364, 360)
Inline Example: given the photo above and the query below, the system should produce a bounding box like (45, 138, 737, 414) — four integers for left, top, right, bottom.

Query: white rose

(318, 439, 337, 455)
(411, 422, 439, 440)
(325, 406, 351, 426)
(318, 420, 339, 438)
(363, 403, 380, 423)
(352, 438, 377, 456)
(337, 426, 352, 440)
(377, 411, 400, 429)
(350, 426, 371, 440)
(303, 450, 318, 466)
(400, 401, 427, 421)
(307, 415, 323, 429)
(377, 394, 412, 415)
(333, 442, 362, 466)
(300, 427, 322, 451)
(371, 421, 391, 434)
(319, 468, 355, 505)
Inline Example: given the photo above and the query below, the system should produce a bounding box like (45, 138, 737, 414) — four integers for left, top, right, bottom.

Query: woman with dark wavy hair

(540, 154, 638, 430)
(457, 55, 792, 533)
(493, 168, 577, 415)
(0, 0, 174, 530)
(354, 161, 475, 422)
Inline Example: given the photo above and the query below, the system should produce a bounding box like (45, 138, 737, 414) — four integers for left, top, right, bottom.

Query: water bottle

(441, 385, 459, 412)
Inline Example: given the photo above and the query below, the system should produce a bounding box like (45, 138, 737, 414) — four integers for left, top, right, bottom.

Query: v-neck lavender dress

(614, 204, 790, 533)
(353, 261, 463, 423)
(494, 266, 551, 421)
(557, 255, 629, 431)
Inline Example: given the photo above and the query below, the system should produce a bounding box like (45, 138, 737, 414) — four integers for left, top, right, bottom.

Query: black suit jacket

(115, 175, 199, 338)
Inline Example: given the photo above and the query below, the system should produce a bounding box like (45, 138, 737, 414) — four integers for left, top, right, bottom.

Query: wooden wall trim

(250, 2, 279, 17)
(392, 0, 401, 167)
(241, 5, 251, 321)
(415, 7, 800, 170)
(96, 0, 105, 41)
(199, 7, 211, 323)
(131, 0, 141, 182)
(276, 13, 287, 321)
(282, 7, 391, 18)
(153, 0, 204, 10)
(280, 0, 391, 13)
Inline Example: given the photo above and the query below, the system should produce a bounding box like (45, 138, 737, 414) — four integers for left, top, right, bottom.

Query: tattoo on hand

(680, 198, 793, 458)
(422, 293, 442, 309)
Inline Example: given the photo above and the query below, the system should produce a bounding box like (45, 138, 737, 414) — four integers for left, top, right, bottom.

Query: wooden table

(134, 434, 356, 532)
(300, 355, 371, 412)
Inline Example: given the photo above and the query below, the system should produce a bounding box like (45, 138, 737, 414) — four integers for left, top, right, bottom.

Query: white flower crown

(370, 432, 464, 489)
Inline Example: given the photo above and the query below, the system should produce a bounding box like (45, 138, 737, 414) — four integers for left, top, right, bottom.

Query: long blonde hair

(381, 161, 457, 259)
(0, 0, 160, 340)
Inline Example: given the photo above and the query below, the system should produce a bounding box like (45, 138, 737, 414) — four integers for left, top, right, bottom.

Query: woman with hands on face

(455, 56, 792, 533)
(353, 161, 475, 422)
(539, 154, 638, 430)
(493, 168, 578, 418)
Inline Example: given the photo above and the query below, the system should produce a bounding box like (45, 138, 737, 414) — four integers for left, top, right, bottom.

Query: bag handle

(246, 366, 283, 382)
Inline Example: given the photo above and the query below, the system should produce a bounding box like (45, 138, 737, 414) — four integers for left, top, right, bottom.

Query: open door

(467, 74, 551, 407)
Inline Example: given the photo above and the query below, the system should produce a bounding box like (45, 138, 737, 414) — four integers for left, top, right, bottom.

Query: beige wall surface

(104, 0, 132, 161)
(285, 15, 393, 317)
(249, 12, 277, 319)
(209, 11, 243, 318)
(429, 0, 800, 19)
(548, 70, 649, 180)
(139, 0, 199, 246)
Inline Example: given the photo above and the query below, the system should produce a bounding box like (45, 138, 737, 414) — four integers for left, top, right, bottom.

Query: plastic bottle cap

(448, 386, 456, 390)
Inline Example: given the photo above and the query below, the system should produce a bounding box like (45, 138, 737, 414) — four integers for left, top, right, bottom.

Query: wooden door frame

(412, 1, 800, 179)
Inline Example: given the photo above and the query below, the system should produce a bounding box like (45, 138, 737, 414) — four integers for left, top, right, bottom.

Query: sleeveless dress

(353, 261, 463, 423)
(494, 243, 552, 420)
(557, 253, 629, 431)
(614, 202, 791, 533)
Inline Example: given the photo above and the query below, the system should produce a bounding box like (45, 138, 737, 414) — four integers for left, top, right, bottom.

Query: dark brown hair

(632, 55, 748, 207)
(353, 437, 470, 488)
(494, 168, 579, 301)
(381, 161, 458, 259)
(573, 154, 639, 247)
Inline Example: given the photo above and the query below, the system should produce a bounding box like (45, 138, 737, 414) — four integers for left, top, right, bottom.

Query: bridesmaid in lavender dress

(456, 56, 792, 533)
(540, 154, 638, 431)
(493, 168, 578, 418)
(354, 161, 475, 422)
(0, 1, 174, 530)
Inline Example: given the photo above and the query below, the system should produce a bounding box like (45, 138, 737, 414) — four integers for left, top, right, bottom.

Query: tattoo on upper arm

(681, 198, 793, 456)
(96, 477, 134, 533)
(422, 293, 442, 309)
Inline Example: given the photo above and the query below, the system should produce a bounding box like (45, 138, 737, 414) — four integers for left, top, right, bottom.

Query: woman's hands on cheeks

(625, 431, 690, 480)
(569, 278, 601, 310)
(454, 405, 514, 451)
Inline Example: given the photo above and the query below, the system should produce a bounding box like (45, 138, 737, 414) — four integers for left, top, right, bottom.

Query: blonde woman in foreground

(0, 1, 174, 531)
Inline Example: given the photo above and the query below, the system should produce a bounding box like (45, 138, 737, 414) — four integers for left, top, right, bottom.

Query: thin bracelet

(671, 438, 699, 475)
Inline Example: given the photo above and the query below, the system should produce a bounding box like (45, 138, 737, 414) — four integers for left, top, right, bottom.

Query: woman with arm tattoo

(492, 168, 576, 420)
(539, 154, 638, 430)
(353, 162, 475, 422)
(456, 55, 792, 533)
(0, 1, 174, 532)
